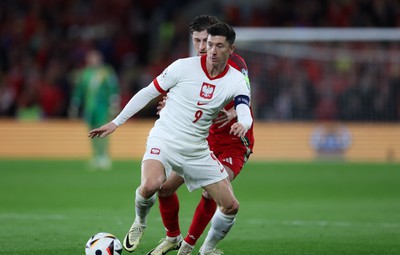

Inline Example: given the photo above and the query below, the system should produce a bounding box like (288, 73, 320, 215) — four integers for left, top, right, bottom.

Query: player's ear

(230, 44, 235, 54)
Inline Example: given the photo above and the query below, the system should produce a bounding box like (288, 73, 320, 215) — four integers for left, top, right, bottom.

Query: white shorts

(143, 137, 228, 192)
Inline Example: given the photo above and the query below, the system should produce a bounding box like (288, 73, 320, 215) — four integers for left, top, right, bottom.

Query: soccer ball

(85, 232, 123, 255)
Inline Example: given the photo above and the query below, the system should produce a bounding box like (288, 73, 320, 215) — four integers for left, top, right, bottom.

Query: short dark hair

(189, 15, 220, 34)
(207, 22, 236, 46)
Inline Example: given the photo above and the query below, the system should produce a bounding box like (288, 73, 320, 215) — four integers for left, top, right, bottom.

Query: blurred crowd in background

(239, 40, 400, 121)
(0, 0, 399, 121)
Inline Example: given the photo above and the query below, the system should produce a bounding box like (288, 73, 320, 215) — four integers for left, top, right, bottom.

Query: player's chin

(211, 58, 219, 63)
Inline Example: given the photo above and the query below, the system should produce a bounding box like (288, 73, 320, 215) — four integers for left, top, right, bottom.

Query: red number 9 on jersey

(193, 110, 203, 123)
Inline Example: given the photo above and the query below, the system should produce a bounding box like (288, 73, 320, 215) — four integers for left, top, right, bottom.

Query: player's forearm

(112, 84, 160, 126)
(236, 103, 253, 132)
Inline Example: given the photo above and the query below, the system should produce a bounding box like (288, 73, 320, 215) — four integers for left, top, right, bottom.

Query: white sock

(200, 209, 236, 253)
(134, 187, 156, 228)
(166, 235, 182, 243)
(180, 240, 193, 249)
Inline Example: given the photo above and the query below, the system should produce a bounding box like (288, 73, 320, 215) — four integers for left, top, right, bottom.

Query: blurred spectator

(68, 49, 120, 170)
(38, 58, 67, 118)
(0, 0, 399, 122)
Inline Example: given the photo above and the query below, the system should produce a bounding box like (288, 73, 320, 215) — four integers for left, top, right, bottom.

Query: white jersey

(150, 55, 250, 156)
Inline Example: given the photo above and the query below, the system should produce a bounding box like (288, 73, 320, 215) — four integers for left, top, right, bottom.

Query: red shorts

(210, 143, 252, 178)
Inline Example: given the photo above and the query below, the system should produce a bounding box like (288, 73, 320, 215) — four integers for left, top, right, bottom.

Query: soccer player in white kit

(88, 22, 253, 255)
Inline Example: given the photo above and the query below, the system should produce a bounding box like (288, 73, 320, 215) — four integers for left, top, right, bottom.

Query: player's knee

(157, 174, 183, 197)
(158, 185, 175, 197)
(220, 199, 239, 215)
(140, 179, 162, 198)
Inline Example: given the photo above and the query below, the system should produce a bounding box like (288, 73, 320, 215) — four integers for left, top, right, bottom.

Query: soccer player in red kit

(145, 16, 255, 255)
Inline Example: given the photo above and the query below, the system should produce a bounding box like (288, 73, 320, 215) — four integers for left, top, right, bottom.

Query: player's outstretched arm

(88, 122, 118, 138)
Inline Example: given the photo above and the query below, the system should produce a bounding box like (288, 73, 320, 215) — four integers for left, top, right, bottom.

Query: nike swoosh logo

(197, 102, 207, 106)
(124, 236, 134, 249)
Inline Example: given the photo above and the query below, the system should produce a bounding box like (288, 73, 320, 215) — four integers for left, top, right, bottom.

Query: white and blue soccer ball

(85, 232, 123, 255)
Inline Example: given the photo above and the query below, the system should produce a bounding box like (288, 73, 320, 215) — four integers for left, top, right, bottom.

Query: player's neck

(206, 62, 227, 78)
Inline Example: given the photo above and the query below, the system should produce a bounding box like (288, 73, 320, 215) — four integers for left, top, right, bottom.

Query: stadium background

(0, 0, 399, 161)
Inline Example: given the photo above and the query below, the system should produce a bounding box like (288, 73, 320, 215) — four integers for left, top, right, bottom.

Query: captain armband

(234, 95, 250, 109)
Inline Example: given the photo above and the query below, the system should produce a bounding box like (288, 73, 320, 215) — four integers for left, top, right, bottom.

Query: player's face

(206, 35, 233, 67)
(86, 50, 102, 66)
(192, 30, 208, 56)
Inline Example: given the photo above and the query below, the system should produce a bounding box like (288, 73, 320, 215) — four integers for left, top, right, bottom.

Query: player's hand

(229, 122, 247, 138)
(88, 122, 118, 138)
(156, 96, 168, 115)
(213, 108, 237, 128)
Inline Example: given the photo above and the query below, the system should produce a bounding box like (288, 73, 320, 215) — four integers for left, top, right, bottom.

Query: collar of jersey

(201, 54, 229, 80)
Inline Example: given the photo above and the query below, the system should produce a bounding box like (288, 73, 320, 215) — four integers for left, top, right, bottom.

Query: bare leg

(124, 159, 166, 252)
(199, 178, 239, 254)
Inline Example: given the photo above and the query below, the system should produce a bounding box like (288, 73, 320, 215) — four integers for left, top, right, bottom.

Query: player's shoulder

(162, 56, 201, 79)
(169, 56, 201, 69)
(228, 53, 248, 72)
(174, 56, 200, 64)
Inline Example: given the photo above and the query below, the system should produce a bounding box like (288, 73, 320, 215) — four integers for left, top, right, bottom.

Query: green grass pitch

(0, 159, 399, 255)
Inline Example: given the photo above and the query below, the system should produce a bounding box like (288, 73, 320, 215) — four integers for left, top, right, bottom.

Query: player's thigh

(141, 137, 173, 185)
(223, 165, 235, 181)
(140, 159, 166, 197)
(203, 178, 238, 214)
(159, 171, 184, 197)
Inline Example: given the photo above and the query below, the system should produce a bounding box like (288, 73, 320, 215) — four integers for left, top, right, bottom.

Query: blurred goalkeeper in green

(69, 49, 120, 170)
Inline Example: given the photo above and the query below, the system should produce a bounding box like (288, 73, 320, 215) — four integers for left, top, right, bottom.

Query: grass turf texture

(0, 160, 399, 255)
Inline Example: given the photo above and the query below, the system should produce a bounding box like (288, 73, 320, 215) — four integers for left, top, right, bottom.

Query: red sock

(184, 195, 217, 246)
(158, 193, 181, 237)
